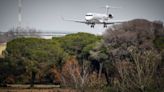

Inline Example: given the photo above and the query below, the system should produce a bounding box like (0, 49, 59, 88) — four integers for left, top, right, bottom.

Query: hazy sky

(0, 0, 164, 34)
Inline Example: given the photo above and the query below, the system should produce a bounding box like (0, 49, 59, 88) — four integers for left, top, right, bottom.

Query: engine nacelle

(108, 14, 113, 19)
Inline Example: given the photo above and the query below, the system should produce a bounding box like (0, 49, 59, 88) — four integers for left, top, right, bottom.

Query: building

(0, 43, 6, 58)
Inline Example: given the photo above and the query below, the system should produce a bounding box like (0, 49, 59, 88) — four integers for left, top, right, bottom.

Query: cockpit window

(85, 15, 93, 16)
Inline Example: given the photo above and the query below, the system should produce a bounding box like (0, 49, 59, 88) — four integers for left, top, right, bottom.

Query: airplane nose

(85, 16, 92, 20)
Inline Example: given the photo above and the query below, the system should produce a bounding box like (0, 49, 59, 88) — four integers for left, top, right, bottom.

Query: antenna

(18, 0, 22, 28)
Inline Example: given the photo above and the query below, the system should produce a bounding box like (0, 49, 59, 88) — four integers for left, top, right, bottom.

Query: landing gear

(91, 25, 94, 28)
(91, 23, 95, 28)
(104, 23, 107, 28)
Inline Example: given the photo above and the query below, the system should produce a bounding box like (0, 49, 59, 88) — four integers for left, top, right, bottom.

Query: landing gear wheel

(104, 24, 107, 28)
(91, 24, 95, 28)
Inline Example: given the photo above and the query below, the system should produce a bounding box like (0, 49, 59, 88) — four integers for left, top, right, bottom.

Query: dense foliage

(0, 19, 163, 92)
(53, 32, 101, 60)
(0, 38, 67, 86)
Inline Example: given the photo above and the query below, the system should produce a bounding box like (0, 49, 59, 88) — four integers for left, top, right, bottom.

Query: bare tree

(61, 57, 90, 91)
(115, 48, 161, 92)
(0, 27, 41, 42)
(102, 19, 164, 92)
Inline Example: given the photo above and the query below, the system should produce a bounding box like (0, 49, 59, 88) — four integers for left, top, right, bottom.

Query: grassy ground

(0, 43, 6, 57)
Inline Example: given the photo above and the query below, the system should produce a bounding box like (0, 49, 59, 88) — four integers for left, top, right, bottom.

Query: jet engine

(108, 14, 113, 19)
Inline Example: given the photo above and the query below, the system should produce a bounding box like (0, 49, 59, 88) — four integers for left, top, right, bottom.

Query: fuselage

(85, 13, 109, 23)
(63, 5, 117, 28)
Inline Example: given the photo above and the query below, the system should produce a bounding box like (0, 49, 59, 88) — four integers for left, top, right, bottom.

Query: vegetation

(0, 19, 164, 92)
(1, 38, 67, 87)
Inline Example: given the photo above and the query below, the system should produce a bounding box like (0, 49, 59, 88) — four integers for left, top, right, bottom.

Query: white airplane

(63, 5, 123, 28)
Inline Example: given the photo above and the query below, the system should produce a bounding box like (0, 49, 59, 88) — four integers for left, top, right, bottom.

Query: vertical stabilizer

(105, 5, 110, 15)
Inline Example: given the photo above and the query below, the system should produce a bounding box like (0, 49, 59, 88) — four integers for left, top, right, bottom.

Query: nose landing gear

(91, 23, 95, 28)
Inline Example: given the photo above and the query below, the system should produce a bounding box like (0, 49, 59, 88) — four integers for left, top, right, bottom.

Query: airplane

(62, 5, 123, 28)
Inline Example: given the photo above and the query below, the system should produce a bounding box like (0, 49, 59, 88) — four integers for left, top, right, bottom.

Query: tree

(115, 48, 161, 92)
(102, 19, 164, 92)
(3, 38, 67, 85)
(61, 56, 90, 91)
(53, 32, 101, 61)
(61, 56, 81, 88)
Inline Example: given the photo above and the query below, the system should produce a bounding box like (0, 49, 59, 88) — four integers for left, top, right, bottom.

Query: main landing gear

(103, 23, 107, 28)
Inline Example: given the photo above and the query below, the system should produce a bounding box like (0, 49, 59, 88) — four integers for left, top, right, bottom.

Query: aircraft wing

(98, 21, 125, 24)
(66, 19, 87, 24)
(61, 17, 87, 24)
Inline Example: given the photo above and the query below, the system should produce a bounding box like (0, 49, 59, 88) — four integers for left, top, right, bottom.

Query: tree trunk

(98, 62, 103, 79)
(30, 71, 36, 88)
(104, 68, 111, 86)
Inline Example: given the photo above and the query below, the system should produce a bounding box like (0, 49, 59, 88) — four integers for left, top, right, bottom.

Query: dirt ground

(0, 84, 80, 92)
(0, 88, 78, 92)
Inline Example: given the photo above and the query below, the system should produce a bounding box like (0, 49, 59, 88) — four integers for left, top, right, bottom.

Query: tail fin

(105, 5, 110, 15)
(105, 5, 121, 15)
